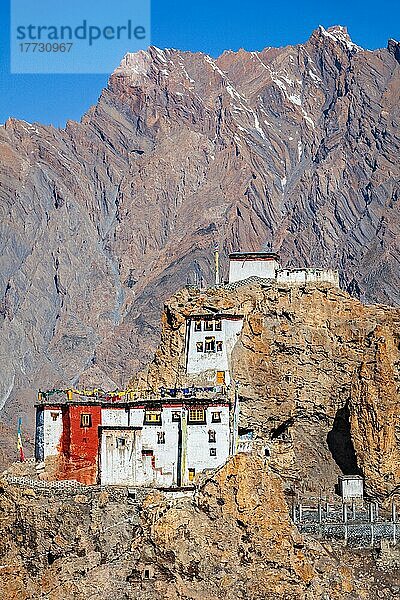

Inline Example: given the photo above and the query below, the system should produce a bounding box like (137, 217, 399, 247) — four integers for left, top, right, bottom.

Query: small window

(157, 431, 165, 444)
(196, 342, 204, 353)
(80, 413, 92, 428)
(211, 412, 221, 423)
(214, 320, 222, 331)
(205, 336, 215, 352)
(188, 408, 206, 424)
(188, 468, 195, 482)
(50, 412, 59, 421)
(204, 321, 214, 331)
(194, 320, 202, 332)
(172, 412, 181, 422)
(216, 341, 223, 352)
(144, 411, 162, 425)
(210, 448, 217, 457)
(116, 437, 126, 448)
(208, 430, 216, 443)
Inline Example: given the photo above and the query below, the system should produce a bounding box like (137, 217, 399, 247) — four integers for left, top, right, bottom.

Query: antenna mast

(214, 242, 220, 285)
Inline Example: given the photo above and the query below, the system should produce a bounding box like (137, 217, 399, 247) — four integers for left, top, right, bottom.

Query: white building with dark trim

(228, 251, 339, 287)
(35, 390, 232, 487)
(185, 313, 244, 386)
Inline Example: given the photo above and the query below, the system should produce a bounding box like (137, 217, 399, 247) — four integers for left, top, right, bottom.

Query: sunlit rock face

(0, 27, 399, 457)
(0, 454, 377, 599)
(136, 281, 400, 500)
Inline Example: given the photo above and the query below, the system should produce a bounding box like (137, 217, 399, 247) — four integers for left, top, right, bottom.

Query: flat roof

(229, 252, 280, 261)
(187, 313, 243, 320)
(36, 397, 229, 409)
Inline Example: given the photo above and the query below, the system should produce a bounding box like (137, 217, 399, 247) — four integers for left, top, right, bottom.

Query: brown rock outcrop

(137, 281, 400, 499)
(0, 453, 377, 599)
(0, 26, 399, 450)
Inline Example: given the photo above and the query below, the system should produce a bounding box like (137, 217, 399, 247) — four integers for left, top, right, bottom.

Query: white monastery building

(228, 251, 339, 287)
(34, 248, 339, 488)
(185, 314, 243, 386)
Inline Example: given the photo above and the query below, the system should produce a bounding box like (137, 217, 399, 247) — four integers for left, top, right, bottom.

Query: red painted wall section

(57, 405, 101, 485)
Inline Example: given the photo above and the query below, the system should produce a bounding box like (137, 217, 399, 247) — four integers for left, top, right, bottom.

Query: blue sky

(0, 0, 399, 127)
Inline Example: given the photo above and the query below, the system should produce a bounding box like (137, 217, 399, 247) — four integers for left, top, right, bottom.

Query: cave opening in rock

(271, 417, 294, 440)
(327, 404, 361, 475)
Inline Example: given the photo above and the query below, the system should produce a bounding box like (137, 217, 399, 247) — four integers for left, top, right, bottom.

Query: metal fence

(293, 501, 399, 547)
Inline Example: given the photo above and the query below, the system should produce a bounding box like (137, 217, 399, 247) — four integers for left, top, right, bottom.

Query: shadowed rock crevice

(327, 404, 361, 475)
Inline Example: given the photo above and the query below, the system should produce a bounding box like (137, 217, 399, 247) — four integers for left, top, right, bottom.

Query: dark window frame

(143, 411, 162, 426)
(187, 408, 206, 425)
(204, 336, 215, 352)
(211, 411, 221, 423)
(210, 448, 217, 457)
(80, 413, 92, 428)
(194, 320, 202, 332)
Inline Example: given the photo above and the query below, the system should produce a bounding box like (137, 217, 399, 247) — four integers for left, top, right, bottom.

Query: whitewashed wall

(184, 406, 230, 485)
(102, 408, 129, 426)
(340, 477, 364, 500)
(43, 408, 63, 458)
(276, 268, 339, 286)
(140, 408, 181, 486)
(229, 258, 279, 283)
(99, 405, 230, 487)
(186, 318, 243, 385)
(100, 429, 142, 486)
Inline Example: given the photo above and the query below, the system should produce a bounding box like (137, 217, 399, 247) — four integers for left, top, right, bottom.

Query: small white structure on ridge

(228, 251, 339, 287)
(338, 474, 364, 501)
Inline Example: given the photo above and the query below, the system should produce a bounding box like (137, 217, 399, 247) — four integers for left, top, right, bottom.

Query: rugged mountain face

(0, 26, 399, 447)
(1, 453, 397, 600)
(136, 281, 400, 500)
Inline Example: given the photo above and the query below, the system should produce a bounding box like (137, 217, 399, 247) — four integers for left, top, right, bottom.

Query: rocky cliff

(1, 453, 397, 599)
(1, 26, 399, 452)
(137, 281, 400, 500)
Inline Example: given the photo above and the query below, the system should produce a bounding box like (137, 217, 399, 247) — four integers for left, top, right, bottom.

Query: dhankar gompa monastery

(35, 251, 339, 487)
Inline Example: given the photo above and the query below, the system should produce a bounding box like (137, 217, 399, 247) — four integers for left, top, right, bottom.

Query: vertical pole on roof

(214, 243, 220, 285)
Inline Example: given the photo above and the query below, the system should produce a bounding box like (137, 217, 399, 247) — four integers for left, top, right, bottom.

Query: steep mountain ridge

(0, 27, 399, 453)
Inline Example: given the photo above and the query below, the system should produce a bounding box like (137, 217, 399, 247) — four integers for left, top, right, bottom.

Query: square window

(208, 430, 216, 443)
(210, 448, 217, 457)
(204, 321, 214, 331)
(80, 413, 92, 428)
(194, 320, 202, 332)
(188, 408, 206, 424)
(196, 342, 204, 353)
(214, 320, 222, 331)
(172, 412, 181, 422)
(144, 411, 162, 425)
(157, 431, 165, 444)
(116, 437, 126, 448)
(211, 412, 221, 423)
(204, 337, 215, 352)
(216, 341, 223, 352)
